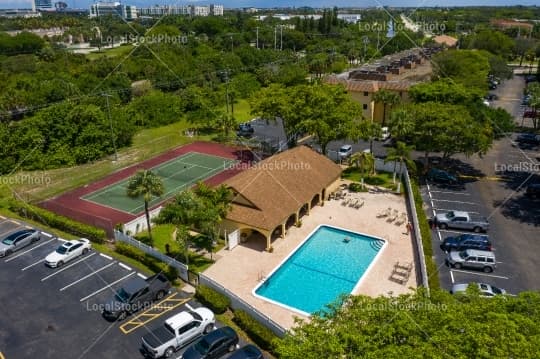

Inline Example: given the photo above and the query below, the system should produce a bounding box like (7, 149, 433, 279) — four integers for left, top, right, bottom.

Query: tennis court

(82, 152, 238, 215)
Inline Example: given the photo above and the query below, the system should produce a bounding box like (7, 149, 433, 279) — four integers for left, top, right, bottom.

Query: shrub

(195, 285, 230, 314)
(233, 309, 279, 351)
(348, 182, 367, 192)
(8, 199, 106, 243)
(114, 242, 178, 281)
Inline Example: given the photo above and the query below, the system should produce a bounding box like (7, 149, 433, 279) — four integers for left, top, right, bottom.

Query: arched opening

(239, 228, 268, 252)
(298, 203, 309, 219)
(271, 225, 284, 241)
(311, 193, 320, 208)
(285, 213, 296, 230)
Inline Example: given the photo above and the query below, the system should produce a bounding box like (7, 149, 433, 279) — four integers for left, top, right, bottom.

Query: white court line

(5, 238, 56, 263)
(118, 263, 132, 271)
(100, 253, 113, 260)
(41, 252, 97, 281)
(434, 208, 480, 214)
(22, 258, 45, 271)
(450, 270, 455, 284)
(438, 229, 489, 237)
(137, 273, 147, 279)
(450, 269, 509, 280)
(429, 191, 470, 196)
(79, 272, 135, 302)
(60, 262, 116, 291)
(431, 199, 479, 205)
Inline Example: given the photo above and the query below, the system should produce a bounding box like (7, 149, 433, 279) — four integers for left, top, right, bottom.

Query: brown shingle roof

(224, 146, 342, 231)
(433, 35, 458, 47)
(326, 76, 413, 92)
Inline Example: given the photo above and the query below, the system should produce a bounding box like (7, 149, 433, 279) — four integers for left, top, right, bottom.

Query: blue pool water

(254, 225, 385, 314)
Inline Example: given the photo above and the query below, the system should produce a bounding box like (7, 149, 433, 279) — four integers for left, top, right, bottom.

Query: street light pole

(103, 93, 118, 161)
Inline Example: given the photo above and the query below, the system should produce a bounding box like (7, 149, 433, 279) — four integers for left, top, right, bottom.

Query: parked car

(516, 133, 540, 145)
(101, 273, 171, 321)
(236, 123, 254, 137)
(338, 144, 353, 160)
(180, 326, 239, 359)
(440, 234, 492, 252)
(141, 307, 215, 358)
(446, 249, 496, 273)
(45, 238, 91, 268)
(427, 168, 458, 185)
(378, 126, 390, 141)
(435, 210, 489, 233)
(0, 229, 41, 257)
(450, 283, 507, 297)
(526, 183, 540, 198)
(228, 344, 264, 359)
(485, 93, 498, 101)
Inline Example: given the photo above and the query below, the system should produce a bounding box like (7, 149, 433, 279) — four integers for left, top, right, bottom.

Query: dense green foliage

(233, 309, 278, 352)
(8, 199, 106, 243)
(0, 31, 44, 55)
(114, 242, 179, 281)
(194, 284, 230, 314)
(276, 288, 540, 358)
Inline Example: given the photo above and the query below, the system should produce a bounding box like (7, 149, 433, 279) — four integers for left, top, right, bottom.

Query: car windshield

(458, 251, 468, 259)
(446, 212, 455, 219)
(491, 286, 503, 295)
(56, 246, 68, 254)
(192, 311, 202, 321)
(194, 338, 211, 354)
(115, 288, 130, 303)
(2, 238, 15, 245)
(339, 148, 348, 153)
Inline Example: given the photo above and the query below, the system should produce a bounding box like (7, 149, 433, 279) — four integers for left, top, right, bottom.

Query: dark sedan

(228, 345, 264, 359)
(440, 234, 492, 252)
(180, 326, 239, 359)
(427, 168, 459, 185)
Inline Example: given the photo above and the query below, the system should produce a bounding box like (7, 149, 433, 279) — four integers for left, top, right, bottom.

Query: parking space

(421, 181, 515, 294)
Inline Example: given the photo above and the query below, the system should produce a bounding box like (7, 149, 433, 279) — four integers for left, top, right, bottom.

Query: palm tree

(389, 108, 415, 141)
(373, 89, 401, 127)
(385, 141, 414, 182)
(349, 151, 375, 177)
(126, 170, 164, 241)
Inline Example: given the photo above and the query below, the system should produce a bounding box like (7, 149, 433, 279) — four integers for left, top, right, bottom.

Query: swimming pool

(253, 225, 386, 315)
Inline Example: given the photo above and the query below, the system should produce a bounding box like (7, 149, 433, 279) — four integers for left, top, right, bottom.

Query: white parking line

(99, 253, 113, 260)
(42, 232, 53, 238)
(450, 269, 509, 280)
(118, 263, 132, 271)
(79, 272, 135, 302)
(436, 230, 442, 242)
(60, 262, 116, 291)
(4, 238, 56, 263)
(22, 258, 45, 271)
(431, 199, 479, 205)
(137, 273, 148, 280)
(450, 270, 455, 284)
(41, 252, 97, 281)
(438, 229, 489, 237)
(429, 191, 470, 196)
(434, 208, 480, 214)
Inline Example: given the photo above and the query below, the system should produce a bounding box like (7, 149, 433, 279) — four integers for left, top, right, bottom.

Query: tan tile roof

(433, 35, 458, 47)
(326, 76, 413, 93)
(224, 146, 342, 231)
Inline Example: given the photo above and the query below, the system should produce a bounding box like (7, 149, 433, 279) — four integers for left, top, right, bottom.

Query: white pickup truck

(141, 305, 215, 358)
(435, 210, 489, 233)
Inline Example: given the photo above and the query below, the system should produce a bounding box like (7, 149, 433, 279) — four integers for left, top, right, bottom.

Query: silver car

(446, 249, 496, 273)
(451, 283, 507, 297)
(0, 229, 41, 257)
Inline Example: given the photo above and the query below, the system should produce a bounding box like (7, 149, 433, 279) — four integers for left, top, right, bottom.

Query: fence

(114, 230, 189, 282)
(199, 274, 287, 338)
(123, 206, 163, 235)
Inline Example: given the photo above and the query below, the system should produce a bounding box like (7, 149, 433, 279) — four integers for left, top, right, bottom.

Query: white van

(380, 127, 390, 141)
(338, 145, 353, 159)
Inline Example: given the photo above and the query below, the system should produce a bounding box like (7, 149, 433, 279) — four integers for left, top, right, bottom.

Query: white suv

(338, 144, 353, 159)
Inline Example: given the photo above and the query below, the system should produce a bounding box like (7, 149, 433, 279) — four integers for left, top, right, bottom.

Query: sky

(0, 0, 538, 10)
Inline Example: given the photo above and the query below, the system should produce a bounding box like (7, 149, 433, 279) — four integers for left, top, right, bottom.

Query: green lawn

(86, 44, 135, 61)
(342, 168, 402, 192)
(2, 120, 214, 202)
(226, 99, 252, 123)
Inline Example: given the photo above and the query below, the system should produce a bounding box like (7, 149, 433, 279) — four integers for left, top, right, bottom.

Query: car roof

(165, 311, 196, 329)
(339, 144, 352, 150)
(122, 276, 147, 294)
(464, 249, 494, 257)
(3, 229, 35, 240)
(455, 234, 489, 241)
(229, 344, 263, 359)
(450, 210, 468, 217)
(203, 326, 236, 343)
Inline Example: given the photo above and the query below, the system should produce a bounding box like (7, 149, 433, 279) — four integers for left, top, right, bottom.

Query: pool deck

(203, 180, 417, 330)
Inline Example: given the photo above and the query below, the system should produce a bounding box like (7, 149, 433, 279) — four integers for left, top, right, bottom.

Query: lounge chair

(355, 200, 364, 209)
(376, 207, 391, 218)
(349, 199, 358, 207)
(341, 198, 350, 206)
(395, 213, 407, 226)
(386, 210, 398, 222)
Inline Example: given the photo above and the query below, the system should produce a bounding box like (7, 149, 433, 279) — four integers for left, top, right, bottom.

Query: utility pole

(102, 93, 118, 162)
(255, 26, 259, 49)
(274, 26, 277, 50)
(280, 25, 283, 50)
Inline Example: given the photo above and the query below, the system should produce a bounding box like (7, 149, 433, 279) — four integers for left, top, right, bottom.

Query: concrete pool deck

(203, 180, 417, 329)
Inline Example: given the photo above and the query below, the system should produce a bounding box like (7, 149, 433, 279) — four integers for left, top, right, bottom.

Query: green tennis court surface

(82, 152, 238, 215)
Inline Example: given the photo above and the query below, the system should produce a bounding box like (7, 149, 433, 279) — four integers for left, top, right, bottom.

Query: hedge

(8, 199, 106, 243)
(194, 285, 230, 314)
(409, 178, 440, 289)
(114, 242, 178, 281)
(233, 309, 278, 352)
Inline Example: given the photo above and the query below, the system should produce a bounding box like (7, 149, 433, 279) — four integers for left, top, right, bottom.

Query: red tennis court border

(40, 141, 253, 237)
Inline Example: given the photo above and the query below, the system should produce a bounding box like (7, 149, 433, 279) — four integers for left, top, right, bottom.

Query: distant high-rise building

(210, 4, 223, 16)
(55, 1, 68, 11)
(89, 2, 137, 20)
(35, 0, 53, 11)
(137, 4, 223, 17)
(191, 6, 209, 17)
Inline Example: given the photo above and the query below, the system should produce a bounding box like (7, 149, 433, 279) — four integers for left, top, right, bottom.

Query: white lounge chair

(376, 207, 391, 218)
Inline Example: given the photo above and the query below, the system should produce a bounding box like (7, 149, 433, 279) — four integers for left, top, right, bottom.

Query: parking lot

(0, 217, 248, 359)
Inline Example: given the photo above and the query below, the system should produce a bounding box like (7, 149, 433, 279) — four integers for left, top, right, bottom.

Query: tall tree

(373, 89, 400, 126)
(126, 170, 164, 241)
(385, 141, 414, 181)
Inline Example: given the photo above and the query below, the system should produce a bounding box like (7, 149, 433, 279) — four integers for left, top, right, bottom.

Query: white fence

(124, 206, 163, 235)
(114, 230, 189, 282)
(199, 274, 287, 338)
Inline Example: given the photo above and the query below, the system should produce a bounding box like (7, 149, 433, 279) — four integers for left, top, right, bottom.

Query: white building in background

(137, 4, 224, 17)
(337, 13, 362, 24)
(89, 2, 137, 20)
(34, 0, 53, 11)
